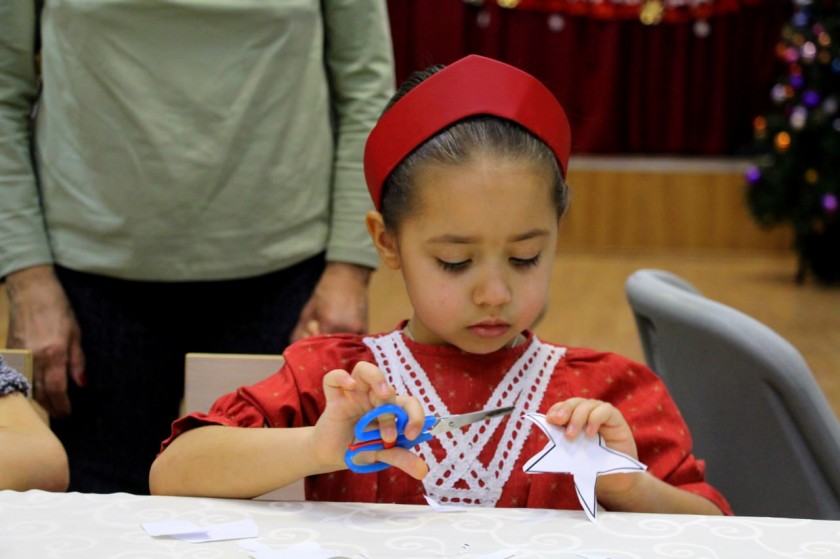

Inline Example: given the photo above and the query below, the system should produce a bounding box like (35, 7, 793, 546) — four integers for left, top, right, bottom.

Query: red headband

(364, 55, 571, 211)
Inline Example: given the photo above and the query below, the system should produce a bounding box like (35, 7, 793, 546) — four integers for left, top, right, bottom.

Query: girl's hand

(546, 397, 643, 500)
(311, 361, 429, 480)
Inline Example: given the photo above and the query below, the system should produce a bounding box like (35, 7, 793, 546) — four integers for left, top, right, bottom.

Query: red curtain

(386, 0, 790, 155)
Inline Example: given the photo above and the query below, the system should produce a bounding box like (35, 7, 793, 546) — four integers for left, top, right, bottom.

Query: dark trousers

(51, 255, 325, 494)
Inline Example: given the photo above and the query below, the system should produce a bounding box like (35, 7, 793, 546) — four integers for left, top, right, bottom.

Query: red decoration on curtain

(386, 0, 789, 155)
(484, 0, 765, 23)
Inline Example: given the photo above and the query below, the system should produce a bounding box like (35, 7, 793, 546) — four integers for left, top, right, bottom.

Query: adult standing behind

(0, 353, 69, 491)
(0, 0, 394, 494)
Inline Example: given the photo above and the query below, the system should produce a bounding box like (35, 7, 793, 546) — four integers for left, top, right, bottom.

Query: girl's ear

(366, 211, 401, 270)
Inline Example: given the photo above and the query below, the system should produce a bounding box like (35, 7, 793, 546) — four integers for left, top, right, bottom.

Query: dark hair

(379, 65, 570, 230)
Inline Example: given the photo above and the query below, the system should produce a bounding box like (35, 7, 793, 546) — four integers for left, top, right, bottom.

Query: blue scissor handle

(344, 404, 436, 473)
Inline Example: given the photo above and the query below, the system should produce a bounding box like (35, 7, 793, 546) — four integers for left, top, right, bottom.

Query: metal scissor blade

(427, 405, 515, 436)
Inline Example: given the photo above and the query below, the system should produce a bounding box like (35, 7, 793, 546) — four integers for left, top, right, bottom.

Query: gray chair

(625, 269, 840, 519)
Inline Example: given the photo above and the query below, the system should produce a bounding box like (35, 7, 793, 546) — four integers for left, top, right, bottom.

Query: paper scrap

(522, 413, 646, 522)
(142, 518, 258, 542)
(142, 520, 203, 537)
(424, 494, 469, 512)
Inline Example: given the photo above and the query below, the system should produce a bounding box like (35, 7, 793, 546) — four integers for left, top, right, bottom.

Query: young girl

(150, 55, 730, 516)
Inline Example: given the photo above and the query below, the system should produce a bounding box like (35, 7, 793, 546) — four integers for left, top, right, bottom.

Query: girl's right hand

(312, 361, 429, 480)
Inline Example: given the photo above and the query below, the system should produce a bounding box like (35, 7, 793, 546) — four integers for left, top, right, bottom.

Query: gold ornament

(784, 85, 795, 99)
(640, 0, 664, 25)
(805, 169, 819, 184)
(498, 0, 520, 8)
(818, 32, 831, 47)
(774, 131, 791, 152)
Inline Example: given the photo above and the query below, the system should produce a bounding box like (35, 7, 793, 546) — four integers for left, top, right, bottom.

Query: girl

(150, 55, 730, 516)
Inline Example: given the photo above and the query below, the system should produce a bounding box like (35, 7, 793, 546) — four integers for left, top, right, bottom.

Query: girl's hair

(380, 65, 570, 230)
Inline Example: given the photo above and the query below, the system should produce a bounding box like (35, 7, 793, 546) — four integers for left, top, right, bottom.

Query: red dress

(163, 329, 731, 514)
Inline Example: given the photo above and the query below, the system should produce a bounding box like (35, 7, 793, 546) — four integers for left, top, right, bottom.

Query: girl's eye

(511, 254, 541, 268)
(436, 259, 470, 272)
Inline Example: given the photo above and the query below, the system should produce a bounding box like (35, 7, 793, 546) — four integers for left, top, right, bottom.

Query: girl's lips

(468, 323, 510, 339)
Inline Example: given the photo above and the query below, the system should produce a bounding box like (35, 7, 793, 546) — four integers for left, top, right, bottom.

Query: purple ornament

(771, 84, 788, 104)
(823, 194, 838, 213)
(803, 90, 821, 107)
(745, 166, 762, 185)
(790, 74, 805, 88)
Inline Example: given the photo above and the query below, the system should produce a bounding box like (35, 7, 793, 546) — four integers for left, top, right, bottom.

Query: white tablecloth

(2, 490, 838, 558)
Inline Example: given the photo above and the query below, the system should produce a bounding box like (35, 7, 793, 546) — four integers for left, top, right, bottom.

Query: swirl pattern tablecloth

(2, 490, 839, 558)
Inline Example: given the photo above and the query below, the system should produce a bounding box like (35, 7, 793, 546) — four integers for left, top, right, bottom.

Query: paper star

(522, 413, 647, 522)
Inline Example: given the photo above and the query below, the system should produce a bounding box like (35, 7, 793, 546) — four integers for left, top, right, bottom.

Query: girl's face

(368, 153, 560, 354)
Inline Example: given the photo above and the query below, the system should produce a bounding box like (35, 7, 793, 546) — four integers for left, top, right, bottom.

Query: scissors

(344, 403, 515, 473)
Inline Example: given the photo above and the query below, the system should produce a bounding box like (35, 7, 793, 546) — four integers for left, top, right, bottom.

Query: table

(2, 490, 838, 558)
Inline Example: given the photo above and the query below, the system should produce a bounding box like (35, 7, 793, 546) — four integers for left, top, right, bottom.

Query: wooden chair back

(1, 348, 33, 388)
(0, 348, 48, 423)
(184, 352, 304, 501)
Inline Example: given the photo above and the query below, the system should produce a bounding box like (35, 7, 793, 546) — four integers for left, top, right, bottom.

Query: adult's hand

(290, 262, 372, 342)
(5, 265, 85, 417)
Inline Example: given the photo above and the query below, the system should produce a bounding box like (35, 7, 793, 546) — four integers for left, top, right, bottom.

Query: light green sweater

(0, 0, 393, 280)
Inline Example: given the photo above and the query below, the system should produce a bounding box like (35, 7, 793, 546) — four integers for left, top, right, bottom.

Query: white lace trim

(363, 332, 565, 507)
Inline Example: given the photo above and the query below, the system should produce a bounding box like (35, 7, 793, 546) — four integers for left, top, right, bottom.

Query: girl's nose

(473, 269, 512, 307)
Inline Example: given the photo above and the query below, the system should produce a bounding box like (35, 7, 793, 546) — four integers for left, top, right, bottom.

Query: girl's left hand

(545, 398, 642, 497)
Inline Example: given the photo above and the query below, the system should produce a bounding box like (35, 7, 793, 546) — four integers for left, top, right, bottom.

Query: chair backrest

(184, 352, 304, 501)
(625, 269, 840, 520)
(0, 348, 48, 423)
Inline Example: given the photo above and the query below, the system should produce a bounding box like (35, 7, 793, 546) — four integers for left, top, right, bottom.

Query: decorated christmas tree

(746, 0, 840, 284)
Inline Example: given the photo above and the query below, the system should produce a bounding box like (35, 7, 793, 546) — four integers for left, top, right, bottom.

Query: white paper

(142, 520, 203, 537)
(424, 494, 469, 512)
(142, 518, 259, 542)
(522, 413, 646, 522)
